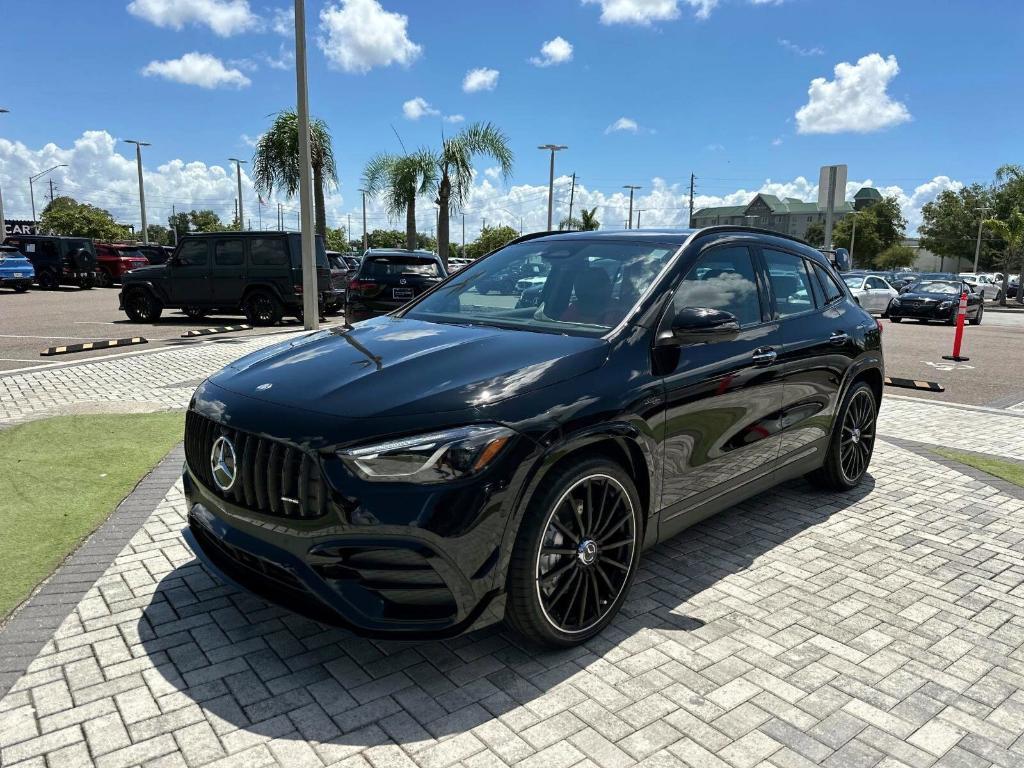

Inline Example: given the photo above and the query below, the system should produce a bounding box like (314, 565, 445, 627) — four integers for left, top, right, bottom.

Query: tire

(504, 456, 643, 647)
(13, 283, 29, 293)
(969, 304, 983, 325)
(243, 290, 282, 326)
(807, 381, 877, 492)
(918, 319, 929, 324)
(183, 306, 208, 320)
(38, 270, 59, 290)
(96, 270, 113, 289)
(123, 289, 163, 323)
(889, 316, 902, 323)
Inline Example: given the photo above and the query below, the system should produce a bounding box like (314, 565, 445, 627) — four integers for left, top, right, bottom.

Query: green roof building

(692, 186, 882, 240)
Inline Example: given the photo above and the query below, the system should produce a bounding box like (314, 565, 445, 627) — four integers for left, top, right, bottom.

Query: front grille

(185, 410, 330, 519)
(191, 518, 305, 591)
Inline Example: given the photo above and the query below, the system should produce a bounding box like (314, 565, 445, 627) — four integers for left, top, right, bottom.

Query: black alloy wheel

(808, 381, 877, 491)
(97, 270, 113, 288)
(38, 270, 59, 290)
(506, 457, 642, 646)
(13, 283, 29, 293)
(124, 289, 162, 323)
(243, 290, 282, 326)
(183, 306, 208, 320)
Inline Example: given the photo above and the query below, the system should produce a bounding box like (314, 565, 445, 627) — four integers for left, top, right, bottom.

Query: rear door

(209, 237, 246, 306)
(864, 275, 890, 313)
(657, 244, 785, 539)
(767, 248, 860, 464)
(167, 239, 211, 304)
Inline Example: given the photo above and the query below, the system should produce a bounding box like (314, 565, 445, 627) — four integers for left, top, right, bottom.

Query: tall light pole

(229, 158, 247, 230)
(358, 188, 368, 252)
(0, 108, 8, 239)
(123, 140, 150, 243)
(623, 185, 641, 229)
(973, 206, 991, 273)
(29, 164, 68, 226)
(538, 144, 567, 231)
(293, 0, 317, 331)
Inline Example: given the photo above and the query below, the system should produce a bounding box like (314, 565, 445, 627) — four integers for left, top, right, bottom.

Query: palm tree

(983, 211, 1024, 306)
(435, 122, 513, 265)
(252, 110, 337, 239)
(579, 206, 600, 231)
(558, 214, 582, 231)
(363, 150, 437, 251)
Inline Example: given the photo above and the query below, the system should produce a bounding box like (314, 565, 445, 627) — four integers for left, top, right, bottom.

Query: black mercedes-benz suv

(184, 227, 883, 647)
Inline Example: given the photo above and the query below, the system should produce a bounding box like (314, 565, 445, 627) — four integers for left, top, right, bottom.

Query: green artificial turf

(934, 448, 1024, 489)
(0, 412, 184, 619)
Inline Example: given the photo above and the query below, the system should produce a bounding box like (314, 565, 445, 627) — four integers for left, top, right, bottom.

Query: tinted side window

(666, 246, 761, 328)
(865, 276, 886, 290)
(177, 240, 209, 267)
(215, 239, 244, 266)
(251, 238, 288, 266)
(763, 249, 816, 318)
(804, 259, 824, 307)
(813, 263, 844, 304)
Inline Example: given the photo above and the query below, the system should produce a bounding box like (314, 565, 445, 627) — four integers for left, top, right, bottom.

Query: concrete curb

(0, 444, 185, 699)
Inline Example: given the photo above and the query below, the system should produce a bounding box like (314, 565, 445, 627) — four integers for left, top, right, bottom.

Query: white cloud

(530, 36, 573, 67)
(796, 53, 911, 134)
(581, 0, 718, 24)
(771, 137, 783, 146)
(444, 114, 465, 124)
(142, 53, 251, 89)
(463, 67, 500, 93)
(127, 0, 259, 36)
(484, 167, 501, 180)
(271, 6, 293, 35)
(778, 38, 823, 56)
(317, 0, 422, 74)
(262, 44, 294, 70)
(240, 133, 260, 147)
(402, 97, 439, 120)
(605, 117, 639, 134)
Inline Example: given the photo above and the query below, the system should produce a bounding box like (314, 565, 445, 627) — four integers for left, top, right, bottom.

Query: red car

(95, 243, 150, 287)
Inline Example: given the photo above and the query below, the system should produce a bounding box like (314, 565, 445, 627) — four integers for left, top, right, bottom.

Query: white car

(959, 273, 1001, 300)
(842, 274, 899, 315)
(515, 275, 547, 293)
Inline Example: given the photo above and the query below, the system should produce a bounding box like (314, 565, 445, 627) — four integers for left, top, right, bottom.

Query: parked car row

(888, 278, 985, 325)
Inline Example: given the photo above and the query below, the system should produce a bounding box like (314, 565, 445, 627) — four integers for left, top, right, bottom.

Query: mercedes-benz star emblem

(400, 278, 407, 285)
(577, 539, 598, 566)
(210, 435, 238, 492)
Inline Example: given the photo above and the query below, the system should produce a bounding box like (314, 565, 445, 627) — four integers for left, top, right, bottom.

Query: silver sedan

(843, 274, 899, 315)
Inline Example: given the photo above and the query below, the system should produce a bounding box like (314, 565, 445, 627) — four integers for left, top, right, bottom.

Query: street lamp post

(623, 185, 641, 229)
(0, 108, 8, 239)
(29, 164, 68, 227)
(358, 189, 368, 252)
(538, 144, 567, 231)
(123, 140, 150, 243)
(293, 0, 317, 331)
(229, 158, 247, 230)
(973, 206, 991, 273)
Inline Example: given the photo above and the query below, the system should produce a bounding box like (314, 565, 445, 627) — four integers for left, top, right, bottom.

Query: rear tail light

(349, 280, 378, 294)
(876, 319, 884, 334)
(293, 283, 303, 294)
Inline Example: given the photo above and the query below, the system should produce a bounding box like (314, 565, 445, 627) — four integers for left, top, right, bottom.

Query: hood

(123, 263, 167, 281)
(209, 316, 609, 419)
(900, 290, 961, 300)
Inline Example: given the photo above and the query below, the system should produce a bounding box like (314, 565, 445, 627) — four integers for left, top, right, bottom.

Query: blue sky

(2, 0, 1021, 236)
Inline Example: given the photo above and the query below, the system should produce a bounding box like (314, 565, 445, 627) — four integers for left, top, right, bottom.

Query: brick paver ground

(3, 337, 1024, 767)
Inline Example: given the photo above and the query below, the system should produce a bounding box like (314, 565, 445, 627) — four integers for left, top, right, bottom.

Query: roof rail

(694, 224, 812, 248)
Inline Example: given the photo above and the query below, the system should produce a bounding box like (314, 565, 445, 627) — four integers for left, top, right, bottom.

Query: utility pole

(234, 199, 239, 229)
(347, 213, 352, 248)
(538, 144, 567, 231)
(358, 189, 368, 251)
(124, 140, 151, 243)
(849, 214, 857, 263)
(0, 109, 7, 239)
(567, 172, 577, 230)
(171, 204, 177, 244)
(636, 209, 643, 229)
(688, 173, 695, 227)
(28, 164, 67, 225)
(623, 185, 641, 229)
(973, 206, 991, 273)
(48, 179, 55, 204)
(229, 158, 247, 231)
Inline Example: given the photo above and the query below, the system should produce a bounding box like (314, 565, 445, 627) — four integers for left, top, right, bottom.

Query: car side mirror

(657, 307, 741, 346)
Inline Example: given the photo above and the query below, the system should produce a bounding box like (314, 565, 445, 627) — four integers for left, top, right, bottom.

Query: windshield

(117, 249, 144, 259)
(361, 257, 442, 277)
(843, 276, 864, 289)
(403, 239, 678, 336)
(915, 281, 961, 294)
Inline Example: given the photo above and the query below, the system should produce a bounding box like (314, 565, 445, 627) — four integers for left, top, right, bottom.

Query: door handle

(829, 331, 850, 345)
(752, 347, 777, 366)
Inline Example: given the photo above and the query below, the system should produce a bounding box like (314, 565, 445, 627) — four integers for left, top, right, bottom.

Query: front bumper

(889, 302, 955, 321)
(182, 445, 519, 638)
(0, 275, 32, 286)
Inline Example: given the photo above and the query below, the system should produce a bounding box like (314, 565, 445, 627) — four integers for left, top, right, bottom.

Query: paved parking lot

(2, 330, 1024, 768)
(0, 286, 338, 372)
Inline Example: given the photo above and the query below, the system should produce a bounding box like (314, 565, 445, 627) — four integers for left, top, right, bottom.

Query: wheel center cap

(577, 539, 598, 566)
(852, 428, 861, 444)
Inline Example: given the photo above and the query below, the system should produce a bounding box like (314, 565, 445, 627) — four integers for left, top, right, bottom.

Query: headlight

(338, 425, 514, 483)
(890, 298, 900, 306)
(938, 300, 953, 310)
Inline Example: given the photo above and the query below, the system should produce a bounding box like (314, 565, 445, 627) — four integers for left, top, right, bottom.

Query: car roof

(364, 249, 439, 259)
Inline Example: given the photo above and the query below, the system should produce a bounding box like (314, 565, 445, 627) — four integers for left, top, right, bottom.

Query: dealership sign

(3, 219, 37, 237)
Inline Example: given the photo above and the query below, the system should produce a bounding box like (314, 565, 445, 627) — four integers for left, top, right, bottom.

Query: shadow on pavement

(138, 474, 875, 747)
